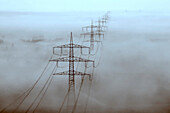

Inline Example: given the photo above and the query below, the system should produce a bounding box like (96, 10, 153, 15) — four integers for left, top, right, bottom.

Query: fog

(0, 11, 170, 112)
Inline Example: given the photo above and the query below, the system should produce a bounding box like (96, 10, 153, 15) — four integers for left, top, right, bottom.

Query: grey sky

(0, 0, 169, 12)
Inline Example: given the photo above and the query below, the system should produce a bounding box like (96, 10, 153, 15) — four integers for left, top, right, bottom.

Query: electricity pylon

(50, 32, 94, 112)
(97, 18, 107, 29)
(95, 18, 106, 40)
(101, 12, 110, 24)
(81, 20, 104, 51)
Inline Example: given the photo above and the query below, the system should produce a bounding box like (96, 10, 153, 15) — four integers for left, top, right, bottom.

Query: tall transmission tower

(95, 18, 106, 40)
(96, 17, 107, 28)
(81, 20, 104, 51)
(50, 32, 94, 112)
(101, 12, 110, 25)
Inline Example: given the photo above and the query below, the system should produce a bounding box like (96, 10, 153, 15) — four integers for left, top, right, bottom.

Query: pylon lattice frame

(50, 32, 94, 112)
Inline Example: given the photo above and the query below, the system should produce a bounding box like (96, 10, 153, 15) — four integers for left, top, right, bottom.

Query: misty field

(1, 11, 170, 112)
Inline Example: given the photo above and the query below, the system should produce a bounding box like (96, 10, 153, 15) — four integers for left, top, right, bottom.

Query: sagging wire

(11, 55, 53, 113)
(24, 65, 57, 113)
(0, 55, 54, 113)
(71, 67, 88, 113)
(85, 42, 103, 69)
(0, 88, 31, 113)
(32, 76, 55, 113)
(71, 42, 94, 113)
(83, 67, 94, 113)
(93, 42, 104, 68)
(69, 12, 109, 113)
(57, 90, 70, 113)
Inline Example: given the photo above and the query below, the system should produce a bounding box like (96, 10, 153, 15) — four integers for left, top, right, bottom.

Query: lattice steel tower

(81, 20, 104, 52)
(50, 32, 94, 112)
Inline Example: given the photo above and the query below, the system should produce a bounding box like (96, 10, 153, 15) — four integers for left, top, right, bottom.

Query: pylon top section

(70, 32, 73, 44)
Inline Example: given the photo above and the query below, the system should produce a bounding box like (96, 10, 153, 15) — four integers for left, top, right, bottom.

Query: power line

(50, 32, 94, 113)
(1, 11, 110, 113)
(83, 68, 94, 113)
(0, 88, 31, 113)
(25, 65, 57, 113)
(57, 90, 70, 113)
(11, 56, 53, 113)
(71, 66, 88, 113)
(32, 75, 54, 113)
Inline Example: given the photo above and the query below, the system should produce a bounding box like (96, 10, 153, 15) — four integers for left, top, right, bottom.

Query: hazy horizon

(1, 11, 170, 112)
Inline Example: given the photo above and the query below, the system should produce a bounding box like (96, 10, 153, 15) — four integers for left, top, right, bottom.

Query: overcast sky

(0, 0, 169, 12)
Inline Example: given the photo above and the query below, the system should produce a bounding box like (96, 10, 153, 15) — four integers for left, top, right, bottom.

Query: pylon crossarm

(53, 71, 69, 75)
(50, 57, 94, 63)
(82, 25, 98, 29)
(81, 32, 103, 36)
(82, 25, 98, 32)
(100, 20, 106, 23)
(99, 25, 107, 28)
(53, 44, 70, 48)
(83, 40, 102, 42)
(96, 20, 106, 25)
(101, 17, 108, 21)
(95, 29, 105, 32)
(72, 44, 89, 48)
(99, 19, 107, 23)
(93, 32, 104, 35)
(53, 44, 90, 49)
(73, 57, 94, 63)
(100, 25, 107, 28)
(49, 57, 69, 62)
(53, 70, 91, 76)
(74, 71, 91, 76)
(80, 33, 90, 35)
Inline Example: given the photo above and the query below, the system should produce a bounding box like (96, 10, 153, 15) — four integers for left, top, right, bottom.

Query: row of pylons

(0, 11, 110, 113)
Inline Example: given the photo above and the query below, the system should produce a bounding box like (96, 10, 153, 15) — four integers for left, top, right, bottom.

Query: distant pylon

(81, 20, 104, 52)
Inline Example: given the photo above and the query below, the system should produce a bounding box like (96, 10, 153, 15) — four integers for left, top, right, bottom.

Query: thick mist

(0, 11, 170, 112)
